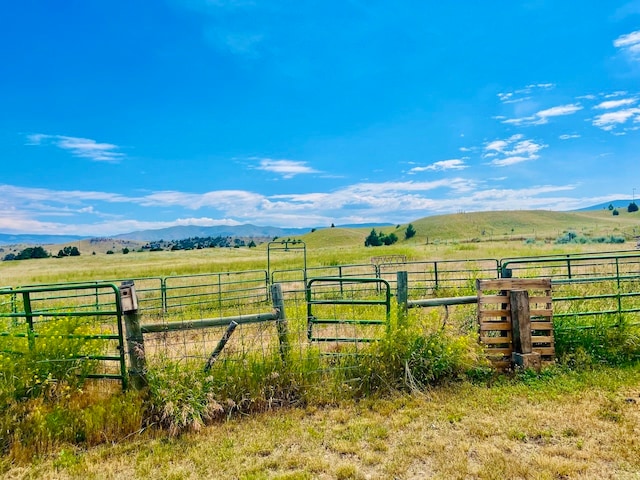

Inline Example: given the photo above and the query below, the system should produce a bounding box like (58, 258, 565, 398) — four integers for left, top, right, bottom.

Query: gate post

(271, 283, 290, 363)
(396, 271, 408, 326)
(510, 290, 541, 371)
(121, 281, 147, 389)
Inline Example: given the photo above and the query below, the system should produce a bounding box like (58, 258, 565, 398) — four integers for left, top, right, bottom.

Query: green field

(1, 209, 640, 479)
(2, 209, 638, 287)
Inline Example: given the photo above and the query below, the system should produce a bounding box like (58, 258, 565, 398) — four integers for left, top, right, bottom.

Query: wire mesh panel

(0, 284, 127, 388)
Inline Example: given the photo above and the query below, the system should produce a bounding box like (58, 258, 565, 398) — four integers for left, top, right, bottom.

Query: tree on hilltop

(405, 223, 416, 240)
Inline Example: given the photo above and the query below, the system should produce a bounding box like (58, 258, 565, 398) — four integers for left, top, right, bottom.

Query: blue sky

(1, 1, 640, 236)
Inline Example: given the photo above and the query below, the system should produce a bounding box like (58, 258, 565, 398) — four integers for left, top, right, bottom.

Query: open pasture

(2, 211, 640, 478)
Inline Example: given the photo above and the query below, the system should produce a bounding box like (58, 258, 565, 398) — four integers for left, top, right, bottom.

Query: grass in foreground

(2, 364, 640, 479)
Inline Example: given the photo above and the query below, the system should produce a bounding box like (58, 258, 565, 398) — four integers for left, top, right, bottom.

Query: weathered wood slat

(479, 322, 511, 330)
(478, 295, 509, 305)
(478, 309, 510, 317)
(480, 337, 512, 345)
(531, 336, 554, 343)
(477, 278, 552, 291)
(529, 296, 552, 304)
(531, 321, 553, 328)
(477, 278, 554, 370)
(530, 309, 553, 316)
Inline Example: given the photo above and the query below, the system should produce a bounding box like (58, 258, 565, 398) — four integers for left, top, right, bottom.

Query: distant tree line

(364, 229, 398, 247)
(363, 224, 417, 247)
(57, 246, 81, 257)
(141, 236, 259, 252)
(2, 245, 83, 261)
(3, 246, 51, 261)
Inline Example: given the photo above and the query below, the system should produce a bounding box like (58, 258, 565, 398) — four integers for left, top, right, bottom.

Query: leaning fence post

(396, 271, 408, 326)
(120, 281, 147, 390)
(271, 283, 290, 363)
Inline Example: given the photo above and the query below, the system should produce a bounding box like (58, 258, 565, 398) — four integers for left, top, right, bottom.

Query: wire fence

(2, 249, 640, 391)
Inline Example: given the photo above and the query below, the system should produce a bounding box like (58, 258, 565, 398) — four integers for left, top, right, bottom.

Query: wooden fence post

(121, 281, 147, 389)
(396, 271, 408, 326)
(509, 289, 540, 371)
(271, 283, 290, 363)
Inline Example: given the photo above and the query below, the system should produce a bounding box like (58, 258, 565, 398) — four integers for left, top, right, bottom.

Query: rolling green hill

(285, 210, 640, 249)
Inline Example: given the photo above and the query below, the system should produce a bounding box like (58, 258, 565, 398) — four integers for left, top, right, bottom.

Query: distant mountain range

(112, 224, 310, 242)
(0, 234, 86, 246)
(0, 223, 394, 246)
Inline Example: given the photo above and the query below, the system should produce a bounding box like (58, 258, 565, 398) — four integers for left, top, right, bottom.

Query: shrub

(405, 223, 416, 240)
(628, 202, 638, 213)
(355, 323, 488, 395)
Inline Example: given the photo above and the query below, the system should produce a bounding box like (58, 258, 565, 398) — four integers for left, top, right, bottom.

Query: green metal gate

(0, 283, 128, 389)
(306, 277, 391, 344)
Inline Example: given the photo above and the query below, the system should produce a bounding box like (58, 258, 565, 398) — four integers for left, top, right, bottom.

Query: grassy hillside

(398, 209, 639, 244)
(283, 209, 639, 249)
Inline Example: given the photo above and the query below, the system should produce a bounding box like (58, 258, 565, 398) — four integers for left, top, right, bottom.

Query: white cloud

(604, 91, 629, 98)
(614, 30, 640, 48)
(490, 156, 531, 167)
(525, 83, 554, 90)
(409, 159, 467, 173)
(592, 107, 640, 131)
(0, 179, 631, 235)
(594, 98, 637, 109)
(254, 158, 319, 179)
(559, 134, 581, 140)
(483, 134, 546, 167)
(497, 83, 554, 104)
(614, 30, 640, 61)
(26, 134, 125, 163)
(501, 104, 583, 126)
(536, 104, 583, 121)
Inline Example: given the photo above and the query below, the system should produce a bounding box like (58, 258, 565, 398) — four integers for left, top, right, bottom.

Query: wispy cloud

(502, 104, 583, 126)
(483, 134, 546, 167)
(26, 134, 126, 163)
(497, 83, 554, 104)
(614, 30, 640, 62)
(0, 180, 629, 235)
(592, 107, 640, 131)
(559, 134, 581, 140)
(254, 158, 319, 179)
(408, 159, 467, 173)
(594, 98, 637, 109)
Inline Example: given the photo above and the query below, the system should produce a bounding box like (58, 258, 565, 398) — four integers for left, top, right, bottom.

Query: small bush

(355, 323, 488, 395)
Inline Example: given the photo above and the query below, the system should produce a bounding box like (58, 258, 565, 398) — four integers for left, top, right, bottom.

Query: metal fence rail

(306, 277, 391, 345)
(377, 258, 500, 298)
(0, 283, 128, 388)
(163, 270, 270, 315)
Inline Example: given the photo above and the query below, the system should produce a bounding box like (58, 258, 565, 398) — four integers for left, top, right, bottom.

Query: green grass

(2, 216, 640, 476)
(3, 364, 640, 479)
